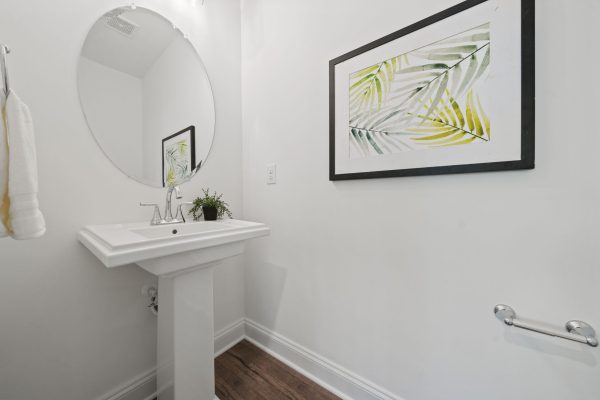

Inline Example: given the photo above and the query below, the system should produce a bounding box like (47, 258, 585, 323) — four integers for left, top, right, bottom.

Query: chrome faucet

(140, 185, 188, 225)
(164, 185, 183, 223)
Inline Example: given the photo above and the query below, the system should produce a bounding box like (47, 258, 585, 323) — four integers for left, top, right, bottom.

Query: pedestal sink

(78, 219, 269, 400)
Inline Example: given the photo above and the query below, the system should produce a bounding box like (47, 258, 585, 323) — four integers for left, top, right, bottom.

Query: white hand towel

(3, 91, 45, 239)
(0, 95, 9, 237)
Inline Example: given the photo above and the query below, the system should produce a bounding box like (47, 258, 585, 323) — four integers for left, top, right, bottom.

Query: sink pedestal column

(156, 264, 218, 400)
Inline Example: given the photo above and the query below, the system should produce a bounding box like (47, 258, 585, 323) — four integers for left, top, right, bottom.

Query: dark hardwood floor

(215, 340, 340, 400)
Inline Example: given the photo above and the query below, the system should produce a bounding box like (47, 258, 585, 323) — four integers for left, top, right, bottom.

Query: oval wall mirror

(78, 6, 215, 188)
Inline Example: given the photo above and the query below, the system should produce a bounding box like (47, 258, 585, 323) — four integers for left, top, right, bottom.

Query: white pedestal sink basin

(78, 219, 269, 400)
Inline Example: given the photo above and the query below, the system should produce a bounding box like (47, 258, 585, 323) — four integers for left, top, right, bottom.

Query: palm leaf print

(164, 140, 191, 185)
(166, 168, 176, 186)
(177, 140, 188, 156)
(348, 23, 491, 157)
(350, 54, 409, 112)
(407, 89, 490, 147)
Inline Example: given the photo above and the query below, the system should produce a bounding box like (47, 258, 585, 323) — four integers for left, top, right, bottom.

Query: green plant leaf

(166, 168, 175, 186)
(473, 45, 490, 85)
(189, 188, 233, 220)
(350, 126, 416, 155)
(351, 64, 380, 80)
(403, 87, 490, 147)
(456, 53, 479, 96)
(177, 140, 188, 155)
(412, 128, 460, 141)
(419, 73, 449, 124)
(467, 91, 484, 138)
(476, 93, 490, 139)
(449, 94, 466, 129)
(450, 62, 462, 94)
(375, 78, 383, 109)
(349, 55, 407, 113)
(435, 31, 489, 46)
(395, 63, 449, 75)
(366, 131, 383, 154)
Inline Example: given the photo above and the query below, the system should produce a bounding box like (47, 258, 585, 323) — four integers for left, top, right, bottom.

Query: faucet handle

(175, 202, 193, 223)
(140, 203, 163, 225)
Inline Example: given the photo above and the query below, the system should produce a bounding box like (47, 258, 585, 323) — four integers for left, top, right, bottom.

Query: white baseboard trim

(98, 367, 157, 400)
(100, 317, 401, 400)
(244, 318, 403, 400)
(214, 318, 246, 357)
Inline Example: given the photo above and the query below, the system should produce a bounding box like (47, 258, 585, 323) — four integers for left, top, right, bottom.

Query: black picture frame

(329, 0, 535, 181)
(162, 125, 196, 187)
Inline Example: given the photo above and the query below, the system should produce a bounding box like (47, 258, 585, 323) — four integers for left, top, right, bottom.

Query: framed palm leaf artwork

(329, 0, 534, 180)
(162, 126, 196, 187)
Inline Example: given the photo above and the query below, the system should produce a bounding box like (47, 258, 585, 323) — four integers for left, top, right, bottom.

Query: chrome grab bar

(494, 304, 598, 348)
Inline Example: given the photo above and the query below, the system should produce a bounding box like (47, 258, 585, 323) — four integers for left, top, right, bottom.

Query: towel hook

(1, 44, 10, 98)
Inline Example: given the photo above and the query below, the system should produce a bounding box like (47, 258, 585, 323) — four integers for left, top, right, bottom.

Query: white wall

(0, 0, 243, 399)
(79, 57, 144, 180)
(241, 1, 600, 399)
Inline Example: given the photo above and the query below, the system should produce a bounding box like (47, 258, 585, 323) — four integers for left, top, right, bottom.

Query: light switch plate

(267, 163, 276, 184)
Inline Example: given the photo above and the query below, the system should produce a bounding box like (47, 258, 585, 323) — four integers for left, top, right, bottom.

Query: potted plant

(189, 188, 232, 221)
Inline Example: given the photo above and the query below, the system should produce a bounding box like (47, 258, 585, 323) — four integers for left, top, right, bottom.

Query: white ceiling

(81, 7, 178, 78)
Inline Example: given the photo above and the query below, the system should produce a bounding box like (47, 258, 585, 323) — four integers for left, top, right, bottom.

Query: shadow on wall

(503, 329, 597, 367)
